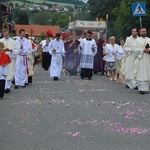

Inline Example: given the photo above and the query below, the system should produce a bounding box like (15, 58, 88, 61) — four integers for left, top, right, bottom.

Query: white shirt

(42, 39, 50, 52)
(105, 43, 119, 62)
(115, 45, 124, 60)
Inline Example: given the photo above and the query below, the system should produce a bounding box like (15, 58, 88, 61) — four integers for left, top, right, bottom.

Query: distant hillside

(46, 0, 84, 5)
(3, 0, 85, 6)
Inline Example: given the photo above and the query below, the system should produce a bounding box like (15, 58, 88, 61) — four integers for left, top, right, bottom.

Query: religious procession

(1, 1, 150, 149)
(0, 25, 150, 101)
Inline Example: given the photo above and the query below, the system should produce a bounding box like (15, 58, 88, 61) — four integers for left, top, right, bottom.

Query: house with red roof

(14, 25, 60, 37)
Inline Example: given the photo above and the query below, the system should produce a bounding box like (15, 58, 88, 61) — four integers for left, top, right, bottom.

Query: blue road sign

(132, 2, 146, 17)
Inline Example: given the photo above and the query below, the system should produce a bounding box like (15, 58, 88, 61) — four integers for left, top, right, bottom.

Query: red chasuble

(0, 52, 11, 66)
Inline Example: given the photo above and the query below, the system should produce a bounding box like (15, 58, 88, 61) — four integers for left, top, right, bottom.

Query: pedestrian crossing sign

(132, 2, 146, 16)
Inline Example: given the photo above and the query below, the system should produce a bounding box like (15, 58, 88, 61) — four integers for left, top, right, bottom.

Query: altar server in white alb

(0, 42, 11, 100)
(49, 33, 65, 81)
(132, 27, 150, 94)
(78, 31, 97, 80)
(41, 30, 52, 71)
(14, 29, 31, 89)
(0, 29, 19, 93)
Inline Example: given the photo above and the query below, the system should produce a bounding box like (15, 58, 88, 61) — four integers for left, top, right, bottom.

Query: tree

(51, 12, 60, 25)
(17, 11, 29, 24)
(31, 11, 52, 25)
(9, 2, 13, 7)
(88, 0, 121, 20)
(88, 0, 121, 37)
(55, 13, 69, 28)
(76, 11, 91, 20)
(15, 3, 19, 7)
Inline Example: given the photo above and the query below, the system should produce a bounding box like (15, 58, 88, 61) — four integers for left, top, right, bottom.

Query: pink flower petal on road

(72, 132, 80, 137)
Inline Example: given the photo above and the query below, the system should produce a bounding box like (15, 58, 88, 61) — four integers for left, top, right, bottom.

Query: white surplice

(15, 37, 31, 86)
(78, 38, 97, 69)
(0, 37, 19, 89)
(121, 35, 138, 89)
(49, 39, 65, 78)
(132, 37, 150, 91)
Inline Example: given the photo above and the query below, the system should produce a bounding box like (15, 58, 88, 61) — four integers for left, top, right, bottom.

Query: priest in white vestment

(49, 33, 65, 81)
(132, 28, 150, 94)
(25, 33, 37, 84)
(121, 28, 139, 89)
(14, 29, 31, 88)
(78, 31, 97, 80)
(0, 29, 19, 93)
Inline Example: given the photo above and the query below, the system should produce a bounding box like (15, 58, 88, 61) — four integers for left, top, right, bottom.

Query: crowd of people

(0, 28, 37, 99)
(0, 27, 150, 100)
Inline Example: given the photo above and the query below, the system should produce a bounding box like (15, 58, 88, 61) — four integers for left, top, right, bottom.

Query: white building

(79, 0, 88, 3)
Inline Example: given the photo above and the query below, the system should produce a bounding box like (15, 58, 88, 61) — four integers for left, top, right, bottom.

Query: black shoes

(94, 71, 98, 74)
(139, 91, 145, 95)
(15, 84, 26, 89)
(15, 85, 19, 89)
(4, 89, 10, 93)
(101, 71, 104, 75)
(53, 77, 59, 81)
(81, 76, 92, 80)
(12, 80, 15, 85)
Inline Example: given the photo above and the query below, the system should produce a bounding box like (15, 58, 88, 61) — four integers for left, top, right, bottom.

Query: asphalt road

(0, 65, 150, 150)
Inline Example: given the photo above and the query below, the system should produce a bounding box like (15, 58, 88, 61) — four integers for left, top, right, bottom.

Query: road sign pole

(139, 16, 142, 28)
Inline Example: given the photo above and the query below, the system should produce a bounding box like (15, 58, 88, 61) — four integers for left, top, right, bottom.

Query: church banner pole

(106, 14, 108, 41)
